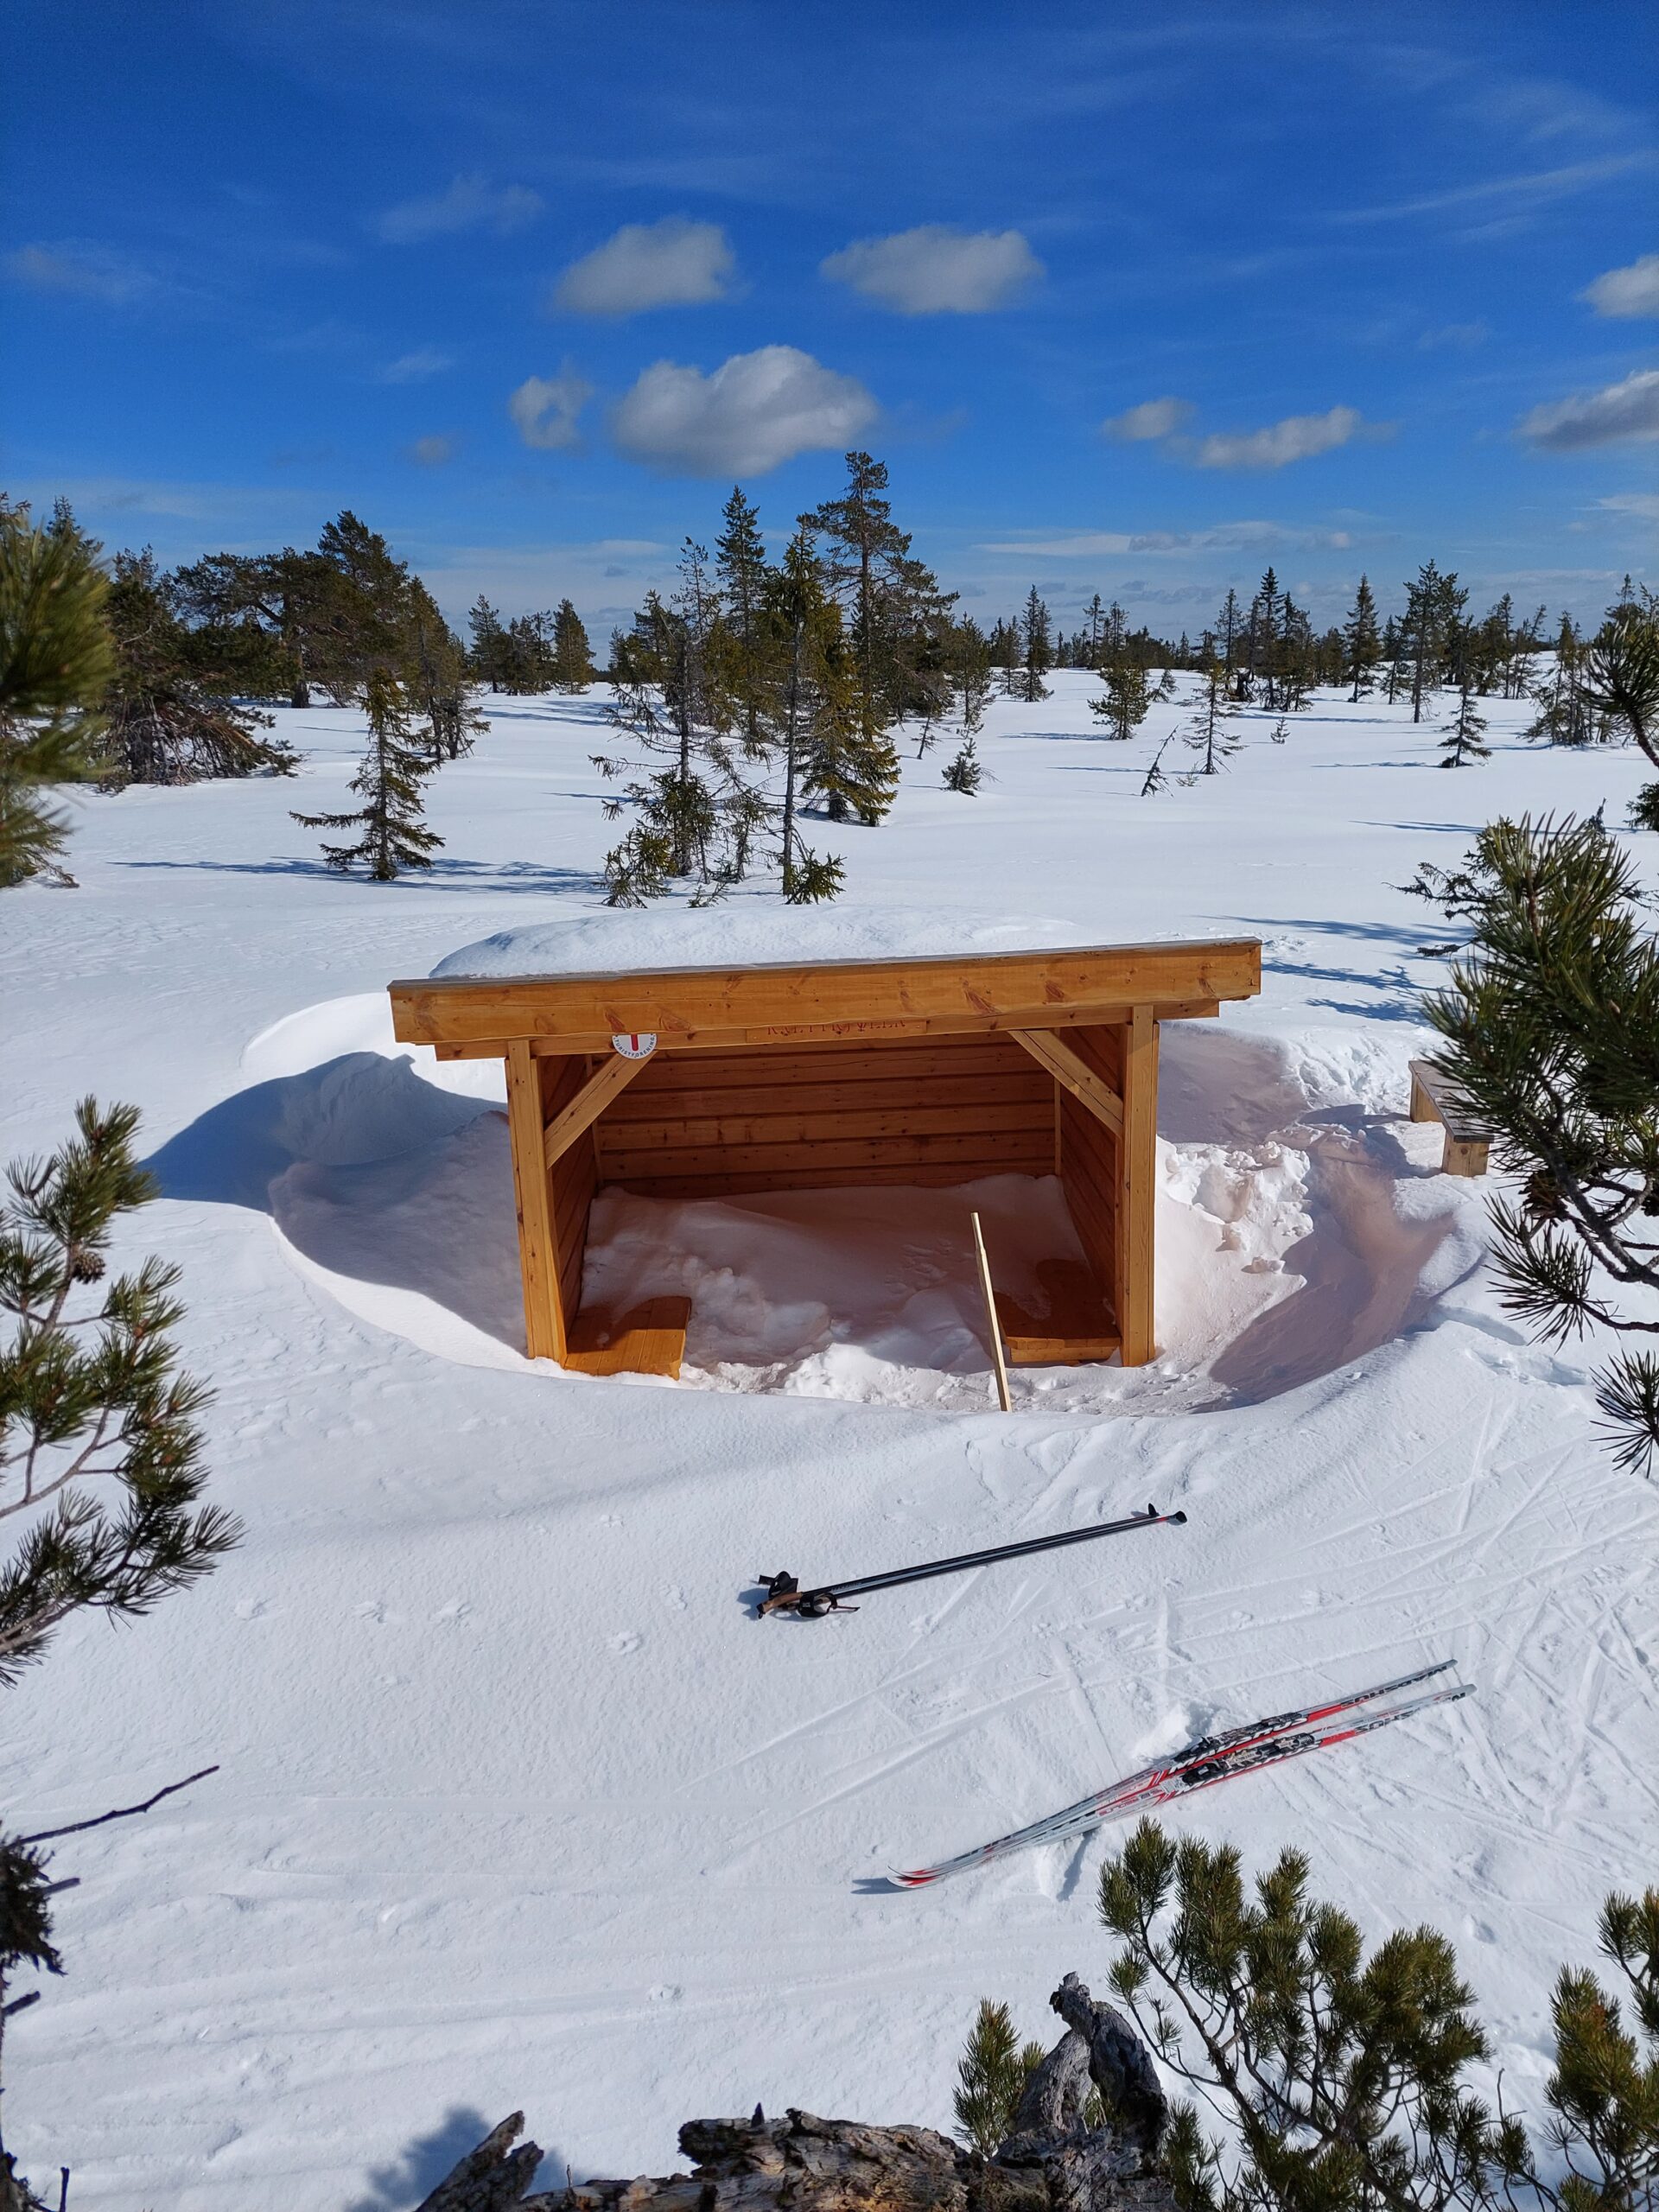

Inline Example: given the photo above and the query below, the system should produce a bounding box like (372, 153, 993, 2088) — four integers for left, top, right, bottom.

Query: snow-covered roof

(429, 903, 1101, 982)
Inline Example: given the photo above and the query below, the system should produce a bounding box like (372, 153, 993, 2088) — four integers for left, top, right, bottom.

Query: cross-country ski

(893, 1662, 1472, 1887)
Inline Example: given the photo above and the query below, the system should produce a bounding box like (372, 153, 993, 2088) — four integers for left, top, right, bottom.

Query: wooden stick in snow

(971, 1211, 1013, 1414)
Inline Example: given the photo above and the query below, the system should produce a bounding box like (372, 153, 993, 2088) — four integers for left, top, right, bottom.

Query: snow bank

(429, 901, 1106, 980)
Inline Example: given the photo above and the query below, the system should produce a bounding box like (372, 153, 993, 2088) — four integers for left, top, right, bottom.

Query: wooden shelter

(388, 936, 1262, 1381)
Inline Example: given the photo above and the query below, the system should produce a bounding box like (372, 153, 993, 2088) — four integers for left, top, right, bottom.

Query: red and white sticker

(611, 1032, 657, 1060)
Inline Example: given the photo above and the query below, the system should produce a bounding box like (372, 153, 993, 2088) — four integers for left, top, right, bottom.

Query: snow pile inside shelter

(428, 902, 1100, 979)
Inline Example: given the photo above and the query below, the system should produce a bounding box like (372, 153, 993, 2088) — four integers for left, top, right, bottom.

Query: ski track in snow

(4, 676, 1658, 2207)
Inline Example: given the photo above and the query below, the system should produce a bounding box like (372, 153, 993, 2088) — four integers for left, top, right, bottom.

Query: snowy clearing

(4, 674, 1657, 2209)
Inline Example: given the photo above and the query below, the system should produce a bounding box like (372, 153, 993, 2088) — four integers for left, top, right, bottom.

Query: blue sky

(3, 0, 1655, 640)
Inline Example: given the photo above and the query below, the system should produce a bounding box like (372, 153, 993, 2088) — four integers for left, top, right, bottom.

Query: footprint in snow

(610, 1630, 642, 1655)
(433, 1599, 471, 1623)
(649, 1983, 683, 2003)
(234, 1599, 270, 1621)
(354, 1600, 385, 1624)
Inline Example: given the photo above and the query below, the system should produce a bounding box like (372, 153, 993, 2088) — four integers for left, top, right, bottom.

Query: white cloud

(1599, 493, 1659, 521)
(611, 345, 876, 475)
(509, 369, 594, 450)
(1191, 405, 1369, 470)
(3, 241, 155, 304)
(1581, 253, 1659, 318)
(554, 219, 734, 315)
(1330, 154, 1654, 226)
(977, 531, 1136, 556)
(1103, 397, 1193, 442)
(379, 347, 454, 384)
(377, 175, 543, 245)
(1417, 321, 1489, 351)
(407, 435, 455, 467)
(1520, 368, 1659, 449)
(819, 226, 1042, 315)
(975, 520, 1357, 558)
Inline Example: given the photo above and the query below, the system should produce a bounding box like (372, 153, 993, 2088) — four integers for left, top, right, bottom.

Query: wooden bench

(995, 1258, 1122, 1367)
(1408, 1058, 1491, 1178)
(563, 1295, 691, 1378)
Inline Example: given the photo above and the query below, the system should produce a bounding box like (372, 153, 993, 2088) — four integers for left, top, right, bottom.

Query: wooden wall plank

(600, 1128, 1054, 1181)
(605, 1157, 1052, 1200)
(543, 1050, 648, 1167)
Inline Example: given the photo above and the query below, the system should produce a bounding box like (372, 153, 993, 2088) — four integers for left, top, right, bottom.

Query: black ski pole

(756, 1503, 1185, 1618)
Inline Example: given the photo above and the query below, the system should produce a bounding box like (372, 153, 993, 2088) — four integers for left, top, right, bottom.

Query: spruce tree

(1084, 592, 1106, 670)
(715, 485, 772, 758)
(291, 669, 442, 879)
(1092, 658, 1152, 742)
(1020, 586, 1052, 703)
(410, 592, 485, 763)
(1215, 589, 1244, 697)
(767, 524, 849, 901)
(0, 502, 112, 888)
(595, 543, 744, 889)
(1344, 575, 1381, 701)
(1438, 664, 1491, 766)
(171, 546, 323, 707)
(1247, 567, 1281, 707)
(308, 511, 418, 702)
(806, 450, 951, 819)
(550, 599, 597, 691)
(1183, 654, 1242, 773)
(942, 733, 982, 792)
(467, 596, 510, 691)
(103, 550, 296, 786)
(950, 618, 992, 749)
(1140, 733, 1175, 794)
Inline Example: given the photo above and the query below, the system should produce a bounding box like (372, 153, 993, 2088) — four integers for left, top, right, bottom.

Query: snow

(4, 674, 1657, 2208)
(429, 903, 1101, 980)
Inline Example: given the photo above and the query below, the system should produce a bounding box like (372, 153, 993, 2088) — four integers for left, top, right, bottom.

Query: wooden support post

(543, 1047, 650, 1170)
(505, 1039, 565, 1362)
(1009, 1027, 1125, 1136)
(1116, 1006, 1159, 1366)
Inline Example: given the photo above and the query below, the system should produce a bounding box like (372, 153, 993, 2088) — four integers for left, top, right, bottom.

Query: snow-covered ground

(5, 674, 1657, 2209)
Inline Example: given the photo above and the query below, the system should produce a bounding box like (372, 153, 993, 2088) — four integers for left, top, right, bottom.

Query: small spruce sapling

(1140, 734, 1175, 794)
(292, 668, 443, 880)
(943, 734, 983, 793)
(1439, 671, 1491, 767)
